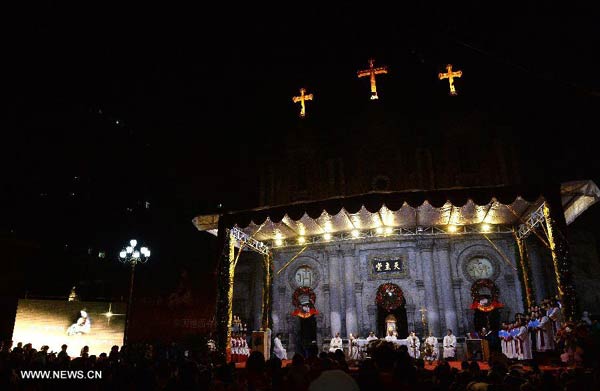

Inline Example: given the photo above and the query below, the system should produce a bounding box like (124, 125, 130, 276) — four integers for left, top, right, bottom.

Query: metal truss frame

(269, 224, 514, 249)
(229, 227, 270, 255)
(516, 203, 546, 240)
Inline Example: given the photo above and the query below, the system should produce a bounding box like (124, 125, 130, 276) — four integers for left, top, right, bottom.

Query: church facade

(271, 233, 525, 353)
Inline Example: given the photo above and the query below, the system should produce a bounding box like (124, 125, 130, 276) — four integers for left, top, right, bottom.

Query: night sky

(3, 4, 600, 319)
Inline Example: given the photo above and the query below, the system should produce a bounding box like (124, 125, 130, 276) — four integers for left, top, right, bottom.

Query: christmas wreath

(292, 287, 319, 318)
(375, 283, 404, 311)
(470, 279, 504, 312)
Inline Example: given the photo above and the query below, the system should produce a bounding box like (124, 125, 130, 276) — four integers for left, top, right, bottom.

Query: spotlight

(448, 225, 458, 233)
(481, 224, 491, 232)
(351, 229, 360, 238)
(385, 227, 393, 234)
(323, 233, 332, 241)
(298, 236, 306, 244)
(375, 227, 384, 234)
(275, 238, 283, 246)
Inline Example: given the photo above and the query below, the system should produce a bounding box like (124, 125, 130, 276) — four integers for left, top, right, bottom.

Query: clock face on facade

(466, 257, 494, 279)
(295, 266, 313, 288)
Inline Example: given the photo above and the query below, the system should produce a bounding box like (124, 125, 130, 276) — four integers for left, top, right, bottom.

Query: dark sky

(3, 4, 600, 299)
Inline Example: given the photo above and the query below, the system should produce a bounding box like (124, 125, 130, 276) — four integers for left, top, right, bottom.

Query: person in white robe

(443, 329, 457, 360)
(406, 331, 420, 359)
(329, 333, 343, 353)
(423, 332, 438, 362)
(516, 321, 532, 360)
(67, 310, 91, 336)
(547, 301, 562, 336)
(366, 332, 378, 342)
(273, 333, 287, 360)
(349, 333, 359, 360)
(507, 324, 518, 359)
(536, 313, 554, 351)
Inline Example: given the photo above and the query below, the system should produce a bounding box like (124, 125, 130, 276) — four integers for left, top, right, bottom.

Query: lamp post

(119, 239, 150, 345)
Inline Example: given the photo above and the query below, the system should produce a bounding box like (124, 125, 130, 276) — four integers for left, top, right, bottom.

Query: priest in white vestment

(329, 333, 343, 353)
(443, 329, 457, 360)
(424, 332, 438, 362)
(366, 332, 378, 343)
(406, 331, 420, 359)
(273, 333, 287, 360)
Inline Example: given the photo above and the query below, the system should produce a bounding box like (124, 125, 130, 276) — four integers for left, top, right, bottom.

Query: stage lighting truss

(516, 203, 546, 240)
(229, 227, 270, 255)
(269, 224, 514, 249)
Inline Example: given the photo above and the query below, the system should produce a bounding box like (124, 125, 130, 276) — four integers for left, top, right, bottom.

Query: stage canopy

(193, 181, 600, 248)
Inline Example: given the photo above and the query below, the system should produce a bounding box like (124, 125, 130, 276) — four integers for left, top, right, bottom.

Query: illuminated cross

(292, 88, 313, 118)
(438, 64, 463, 96)
(357, 58, 388, 100)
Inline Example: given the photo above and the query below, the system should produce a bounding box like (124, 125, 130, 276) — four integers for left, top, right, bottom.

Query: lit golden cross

(357, 58, 388, 100)
(292, 88, 313, 118)
(438, 64, 463, 96)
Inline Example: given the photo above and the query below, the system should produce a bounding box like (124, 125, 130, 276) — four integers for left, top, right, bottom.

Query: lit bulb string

(522, 236, 536, 303)
(481, 232, 518, 272)
(512, 229, 535, 309)
(450, 38, 600, 98)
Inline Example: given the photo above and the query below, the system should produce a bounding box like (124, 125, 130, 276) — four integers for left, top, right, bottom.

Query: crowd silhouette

(2, 336, 600, 390)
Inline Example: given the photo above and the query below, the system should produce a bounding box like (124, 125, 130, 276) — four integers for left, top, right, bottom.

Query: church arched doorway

(292, 287, 318, 357)
(375, 283, 408, 338)
(470, 279, 503, 332)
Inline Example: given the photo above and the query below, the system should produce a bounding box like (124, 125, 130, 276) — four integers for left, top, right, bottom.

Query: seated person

(366, 331, 378, 342)
(329, 332, 343, 352)
(384, 331, 397, 341)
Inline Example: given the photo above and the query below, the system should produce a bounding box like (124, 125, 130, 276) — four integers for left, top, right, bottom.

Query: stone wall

(271, 234, 524, 355)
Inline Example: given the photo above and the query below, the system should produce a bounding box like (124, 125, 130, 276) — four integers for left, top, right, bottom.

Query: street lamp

(119, 239, 150, 345)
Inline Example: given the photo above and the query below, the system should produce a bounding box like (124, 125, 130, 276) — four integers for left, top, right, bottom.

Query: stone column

(367, 305, 378, 334)
(277, 286, 287, 333)
(322, 284, 331, 333)
(436, 241, 459, 335)
(528, 242, 549, 304)
(515, 235, 534, 309)
(252, 261, 265, 331)
(504, 274, 520, 317)
(419, 240, 440, 336)
(452, 279, 465, 335)
(328, 252, 343, 336)
(412, 246, 427, 336)
(343, 249, 359, 336)
(354, 282, 364, 335)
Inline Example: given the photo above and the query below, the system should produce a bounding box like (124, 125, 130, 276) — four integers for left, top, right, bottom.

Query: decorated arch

(470, 279, 504, 312)
(375, 283, 405, 311)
